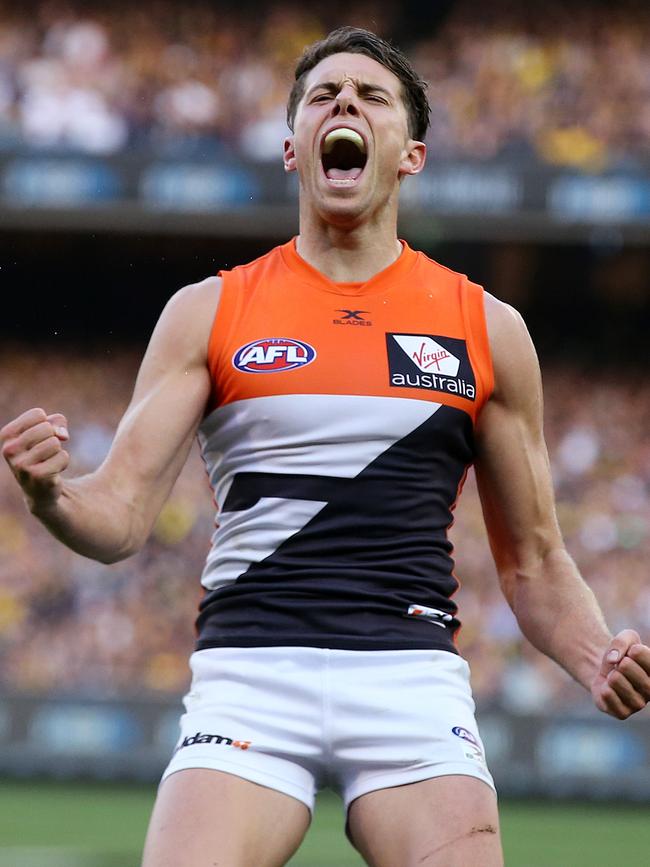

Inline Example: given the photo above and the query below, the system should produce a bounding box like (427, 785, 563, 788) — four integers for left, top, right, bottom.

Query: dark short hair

(286, 26, 430, 141)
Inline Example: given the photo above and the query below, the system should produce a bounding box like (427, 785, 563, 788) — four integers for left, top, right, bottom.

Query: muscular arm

(1, 277, 220, 563)
(475, 296, 650, 718)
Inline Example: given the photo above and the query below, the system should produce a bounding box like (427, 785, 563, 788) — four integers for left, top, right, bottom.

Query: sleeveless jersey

(195, 239, 493, 653)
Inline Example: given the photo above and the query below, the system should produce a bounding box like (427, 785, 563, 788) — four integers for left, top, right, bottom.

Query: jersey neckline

(279, 236, 419, 297)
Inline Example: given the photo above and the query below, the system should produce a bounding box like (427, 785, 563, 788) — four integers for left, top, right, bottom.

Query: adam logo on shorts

(177, 731, 252, 751)
(386, 333, 476, 400)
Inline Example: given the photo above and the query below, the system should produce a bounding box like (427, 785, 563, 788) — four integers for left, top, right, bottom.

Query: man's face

(285, 52, 426, 225)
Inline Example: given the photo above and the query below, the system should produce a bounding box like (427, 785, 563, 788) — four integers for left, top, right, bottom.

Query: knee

(414, 823, 502, 867)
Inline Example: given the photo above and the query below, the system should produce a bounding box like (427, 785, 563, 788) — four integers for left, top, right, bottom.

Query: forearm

(503, 546, 612, 691)
(28, 471, 146, 563)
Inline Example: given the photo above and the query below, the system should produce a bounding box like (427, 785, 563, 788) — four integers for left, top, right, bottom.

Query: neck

(296, 200, 403, 283)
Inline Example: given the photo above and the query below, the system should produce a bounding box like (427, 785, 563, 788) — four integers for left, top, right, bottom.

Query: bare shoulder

(483, 290, 541, 405)
(152, 275, 222, 366)
(165, 275, 222, 321)
(483, 291, 533, 355)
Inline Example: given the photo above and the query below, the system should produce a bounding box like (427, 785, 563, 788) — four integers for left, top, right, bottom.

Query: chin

(312, 178, 374, 220)
(316, 197, 369, 227)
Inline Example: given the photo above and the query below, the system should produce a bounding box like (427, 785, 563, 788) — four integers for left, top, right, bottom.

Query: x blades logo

(386, 333, 476, 401)
(333, 309, 372, 327)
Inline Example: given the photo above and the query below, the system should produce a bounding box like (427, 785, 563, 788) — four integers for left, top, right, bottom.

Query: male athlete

(3, 27, 650, 867)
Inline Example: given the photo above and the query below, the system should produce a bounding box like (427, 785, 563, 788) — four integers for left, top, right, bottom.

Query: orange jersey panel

(206, 239, 493, 421)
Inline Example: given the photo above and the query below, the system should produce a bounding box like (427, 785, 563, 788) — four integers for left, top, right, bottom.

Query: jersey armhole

(460, 275, 495, 415)
(205, 270, 243, 414)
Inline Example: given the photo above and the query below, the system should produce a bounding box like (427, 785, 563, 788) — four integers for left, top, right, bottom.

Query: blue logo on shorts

(452, 726, 484, 761)
(452, 726, 479, 747)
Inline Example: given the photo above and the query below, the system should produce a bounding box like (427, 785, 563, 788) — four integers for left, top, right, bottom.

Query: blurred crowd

(0, 0, 649, 169)
(1, 345, 649, 714)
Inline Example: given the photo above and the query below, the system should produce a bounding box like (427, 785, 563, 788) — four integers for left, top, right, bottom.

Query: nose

(332, 86, 359, 117)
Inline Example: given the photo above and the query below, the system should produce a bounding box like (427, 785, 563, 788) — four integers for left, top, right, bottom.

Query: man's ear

(398, 140, 426, 178)
(283, 136, 297, 172)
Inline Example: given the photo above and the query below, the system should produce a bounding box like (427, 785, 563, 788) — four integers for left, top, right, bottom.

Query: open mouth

(321, 128, 367, 183)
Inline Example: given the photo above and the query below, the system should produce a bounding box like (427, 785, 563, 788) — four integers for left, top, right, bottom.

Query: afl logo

(232, 337, 317, 373)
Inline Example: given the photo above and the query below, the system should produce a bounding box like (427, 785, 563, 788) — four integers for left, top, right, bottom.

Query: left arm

(474, 294, 650, 719)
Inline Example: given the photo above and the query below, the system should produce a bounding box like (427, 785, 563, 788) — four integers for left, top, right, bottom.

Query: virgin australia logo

(392, 335, 460, 376)
(387, 333, 475, 400)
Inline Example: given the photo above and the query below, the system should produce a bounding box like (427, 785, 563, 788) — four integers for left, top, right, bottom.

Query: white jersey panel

(198, 393, 440, 592)
(201, 497, 328, 592)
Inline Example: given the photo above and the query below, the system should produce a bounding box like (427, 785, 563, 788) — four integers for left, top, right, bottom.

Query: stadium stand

(0, 0, 649, 167)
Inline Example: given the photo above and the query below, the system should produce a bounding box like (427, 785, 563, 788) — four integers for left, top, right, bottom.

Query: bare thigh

(141, 768, 311, 867)
(347, 775, 503, 867)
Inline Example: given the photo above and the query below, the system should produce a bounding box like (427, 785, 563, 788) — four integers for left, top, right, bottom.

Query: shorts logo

(233, 338, 316, 373)
(177, 731, 252, 751)
(452, 726, 484, 762)
(386, 333, 476, 400)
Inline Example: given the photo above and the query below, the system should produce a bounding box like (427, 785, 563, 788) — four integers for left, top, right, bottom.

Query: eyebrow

(306, 80, 395, 99)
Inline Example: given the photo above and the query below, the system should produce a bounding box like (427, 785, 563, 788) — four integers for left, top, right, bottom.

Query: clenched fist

(1, 408, 70, 511)
(591, 630, 650, 720)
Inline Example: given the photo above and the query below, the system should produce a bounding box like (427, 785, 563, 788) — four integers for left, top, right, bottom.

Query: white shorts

(161, 646, 494, 813)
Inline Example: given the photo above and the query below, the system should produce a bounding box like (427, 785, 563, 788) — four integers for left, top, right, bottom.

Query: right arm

(1, 277, 221, 563)
(474, 295, 650, 718)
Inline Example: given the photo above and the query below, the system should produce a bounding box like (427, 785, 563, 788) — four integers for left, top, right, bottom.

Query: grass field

(1, 780, 650, 866)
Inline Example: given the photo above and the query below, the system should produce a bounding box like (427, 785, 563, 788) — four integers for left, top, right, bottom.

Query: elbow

(94, 529, 146, 564)
(82, 484, 156, 564)
(96, 548, 136, 565)
(496, 540, 569, 606)
(497, 563, 533, 610)
(98, 500, 151, 563)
